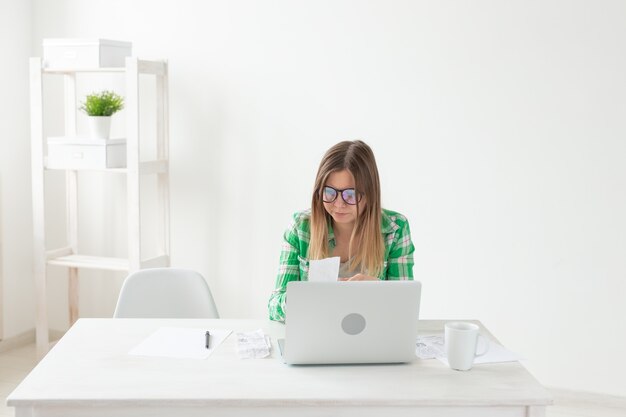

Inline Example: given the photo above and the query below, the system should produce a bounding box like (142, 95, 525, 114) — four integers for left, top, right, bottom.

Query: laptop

(278, 280, 421, 365)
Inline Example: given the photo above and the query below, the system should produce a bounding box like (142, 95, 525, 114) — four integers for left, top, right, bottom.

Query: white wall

(0, 0, 35, 338)
(17, 0, 626, 396)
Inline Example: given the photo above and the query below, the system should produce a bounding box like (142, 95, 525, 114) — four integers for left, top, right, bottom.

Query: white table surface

(7, 319, 552, 417)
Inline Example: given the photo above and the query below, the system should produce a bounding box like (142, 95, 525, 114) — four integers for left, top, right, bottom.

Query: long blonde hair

(309, 140, 384, 277)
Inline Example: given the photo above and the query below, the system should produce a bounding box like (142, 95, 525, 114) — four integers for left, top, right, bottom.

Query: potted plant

(80, 90, 124, 139)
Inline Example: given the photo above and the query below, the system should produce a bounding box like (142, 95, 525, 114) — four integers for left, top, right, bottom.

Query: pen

(205, 331, 210, 349)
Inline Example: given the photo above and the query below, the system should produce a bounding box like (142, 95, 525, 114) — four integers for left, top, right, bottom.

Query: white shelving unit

(0, 177, 3, 343)
(30, 57, 170, 357)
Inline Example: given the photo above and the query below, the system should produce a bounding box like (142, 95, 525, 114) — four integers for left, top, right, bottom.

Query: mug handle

(475, 334, 490, 357)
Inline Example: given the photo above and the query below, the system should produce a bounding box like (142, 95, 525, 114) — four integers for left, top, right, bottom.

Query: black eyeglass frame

(321, 186, 364, 205)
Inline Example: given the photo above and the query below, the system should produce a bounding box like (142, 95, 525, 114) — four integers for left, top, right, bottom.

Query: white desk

(7, 319, 552, 417)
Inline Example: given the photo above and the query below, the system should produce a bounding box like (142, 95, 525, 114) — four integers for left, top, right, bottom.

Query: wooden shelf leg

(126, 57, 141, 272)
(31, 58, 49, 359)
(68, 267, 79, 326)
(34, 267, 48, 359)
(156, 63, 170, 263)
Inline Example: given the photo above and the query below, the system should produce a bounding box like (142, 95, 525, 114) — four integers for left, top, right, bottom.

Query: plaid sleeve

(386, 217, 415, 280)
(268, 217, 303, 322)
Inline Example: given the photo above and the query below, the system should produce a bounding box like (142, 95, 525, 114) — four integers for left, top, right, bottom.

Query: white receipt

(236, 329, 271, 359)
(308, 257, 340, 282)
(416, 335, 446, 359)
(415, 334, 524, 364)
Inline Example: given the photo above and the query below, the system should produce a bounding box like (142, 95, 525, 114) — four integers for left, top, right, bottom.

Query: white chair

(113, 268, 220, 318)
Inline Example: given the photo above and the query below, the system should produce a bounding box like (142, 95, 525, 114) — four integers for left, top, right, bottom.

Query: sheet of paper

(236, 329, 272, 359)
(129, 327, 232, 360)
(416, 334, 446, 359)
(308, 257, 340, 282)
(415, 334, 524, 364)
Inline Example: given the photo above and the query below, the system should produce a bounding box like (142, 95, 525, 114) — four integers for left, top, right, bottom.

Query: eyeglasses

(322, 186, 363, 205)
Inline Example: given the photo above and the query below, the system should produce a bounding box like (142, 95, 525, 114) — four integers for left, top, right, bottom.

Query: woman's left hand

(339, 274, 379, 281)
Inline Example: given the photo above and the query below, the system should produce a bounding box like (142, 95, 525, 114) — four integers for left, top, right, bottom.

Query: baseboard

(0, 328, 66, 353)
(548, 387, 626, 409)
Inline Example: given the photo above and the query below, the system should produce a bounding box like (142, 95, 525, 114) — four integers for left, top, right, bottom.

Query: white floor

(0, 343, 37, 417)
(0, 342, 624, 417)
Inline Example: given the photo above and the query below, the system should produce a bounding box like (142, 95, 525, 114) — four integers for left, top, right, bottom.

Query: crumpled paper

(236, 329, 271, 359)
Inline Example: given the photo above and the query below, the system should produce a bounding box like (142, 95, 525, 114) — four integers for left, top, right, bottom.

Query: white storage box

(43, 39, 132, 69)
(46, 137, 127, 170)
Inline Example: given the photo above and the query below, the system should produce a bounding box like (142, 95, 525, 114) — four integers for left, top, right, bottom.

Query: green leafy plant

(80, 90, 124, 116)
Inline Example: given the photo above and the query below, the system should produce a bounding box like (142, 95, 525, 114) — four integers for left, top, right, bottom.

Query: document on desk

(236, 329, 271, 359)
(129, 327, 232, 360)
(308, 257, 340, 282)
(416, 334, 524, 364)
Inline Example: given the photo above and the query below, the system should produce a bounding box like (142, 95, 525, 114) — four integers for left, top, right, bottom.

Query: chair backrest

(113, 268, 220, 318)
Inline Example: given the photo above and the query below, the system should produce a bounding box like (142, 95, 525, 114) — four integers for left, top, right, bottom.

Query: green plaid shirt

(268, 208, 415, 322)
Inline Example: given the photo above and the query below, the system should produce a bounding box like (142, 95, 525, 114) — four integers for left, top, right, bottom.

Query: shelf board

(137, 60, 166, 75)
(41, 60, 166, 75)
(47, 255, 129, 272)
(43, 67, 125, 74)
(43, 160, 168, 174)
(44, 167, 129, 173)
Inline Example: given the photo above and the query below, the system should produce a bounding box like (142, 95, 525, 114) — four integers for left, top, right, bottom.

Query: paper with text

(236, 329, 271, 359)
(416, 334, 524, 364)
(129, 327, 232, 360)
(308, 257, 340, 282)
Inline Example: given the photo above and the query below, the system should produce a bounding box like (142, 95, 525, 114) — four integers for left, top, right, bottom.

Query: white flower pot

(88, 116, 112, 139)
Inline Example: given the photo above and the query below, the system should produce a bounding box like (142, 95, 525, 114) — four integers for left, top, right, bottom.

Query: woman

(268, 140, 415, 322)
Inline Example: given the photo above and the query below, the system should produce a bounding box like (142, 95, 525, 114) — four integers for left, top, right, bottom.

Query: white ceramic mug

(444, 322, 489, 371)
